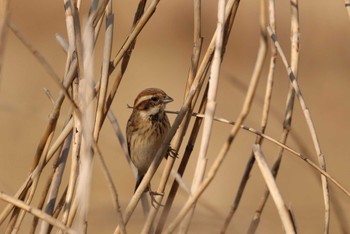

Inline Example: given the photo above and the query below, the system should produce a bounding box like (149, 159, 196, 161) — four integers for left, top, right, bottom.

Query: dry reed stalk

(1, 1, 150, 231)
(182, 112, 350, 197)
(8, 129, 55, 232)
(54, 4, 146, 226)
(156, 0, 207, 223)
(252, 144, 296, 234)
(1, 0, 142, 232)
(61, 81, 80, 230)
(113, 3, 230, 229)
(8, 21, 78, 109)
(0, 192, 77, 234)
(1, 1, 348, 233)
(31, 125, 72, 232)
(155, 86, 209, 234)
(103, 0, 148, 123)
(2, 25, 75, 225)
(267, 26, 330, 234)
(114, 56, 205, 233)
(164, 1, 276, 231)
(220, 0, 269, 232)
(0, 53, 77, 226)
(140, 1, 240, 232)
(93, 2, 113, 141)
(247, 0, 299, 232)
(72, 17, 95, 233)
(111, 0, 160, 69)
(89, 3, 126, 232)
(179, 0, 226, 231)
(30, 168, 55, 234)
(107, 110, 132, 166)
(39, 132, 73, 233)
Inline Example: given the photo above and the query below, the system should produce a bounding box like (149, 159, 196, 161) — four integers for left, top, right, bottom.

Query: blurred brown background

(1, 0, 350, 233)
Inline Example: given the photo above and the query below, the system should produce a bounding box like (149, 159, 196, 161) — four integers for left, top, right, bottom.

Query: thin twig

(172, 110, 350, 197)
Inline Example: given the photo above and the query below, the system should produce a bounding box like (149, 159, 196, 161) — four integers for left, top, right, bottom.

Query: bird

(126, 88, 173, 193)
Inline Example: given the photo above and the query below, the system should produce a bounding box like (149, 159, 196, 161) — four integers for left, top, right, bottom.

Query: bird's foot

(149, 190, 165, 207)
(167, 146, 178, 159)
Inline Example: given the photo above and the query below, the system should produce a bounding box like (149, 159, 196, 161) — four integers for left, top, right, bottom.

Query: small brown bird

(126, 88, 173, 192)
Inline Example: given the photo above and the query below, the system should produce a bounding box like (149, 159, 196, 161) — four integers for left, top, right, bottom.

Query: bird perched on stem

(126, 88, 173, 193)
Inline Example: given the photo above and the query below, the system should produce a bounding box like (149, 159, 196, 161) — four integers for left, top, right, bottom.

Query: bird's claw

(149, 190, 165, 207)
(167, 146, 178, 159)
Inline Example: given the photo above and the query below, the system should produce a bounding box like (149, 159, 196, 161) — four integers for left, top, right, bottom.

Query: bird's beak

(163, 95, 173, 104)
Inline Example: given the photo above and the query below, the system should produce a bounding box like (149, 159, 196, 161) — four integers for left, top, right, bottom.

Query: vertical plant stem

(93, 2, 114, 141)
(61, 81, 80, 230)
(137, 1, 240, 233)
(155, 1, 203, 231)
(220, 0, 268, 232)
(247, 1, 299, 232)
(39, 132, 72, 233)
(252, 145, 296, 234)
(267, 26, 330, 234)
(180, 0, 226, 231)
(155, 86, 208, 234)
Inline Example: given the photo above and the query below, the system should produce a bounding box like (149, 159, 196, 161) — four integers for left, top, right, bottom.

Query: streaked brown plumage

(126, 88, 173, 192)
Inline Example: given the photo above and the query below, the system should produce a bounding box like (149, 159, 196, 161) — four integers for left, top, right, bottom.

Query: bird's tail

(134, 173, 150, 193)
(134, 174, 144, 193)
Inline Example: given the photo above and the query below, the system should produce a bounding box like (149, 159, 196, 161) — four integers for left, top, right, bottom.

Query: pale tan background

(1, 0, 350, 233)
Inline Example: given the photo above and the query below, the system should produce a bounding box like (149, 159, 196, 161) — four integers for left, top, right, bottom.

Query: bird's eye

(151, 96, 159, 102)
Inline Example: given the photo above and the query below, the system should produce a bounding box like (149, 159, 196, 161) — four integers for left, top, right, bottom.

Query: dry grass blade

(267, 26, 330, 233)
(252, 144, 296, 234)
